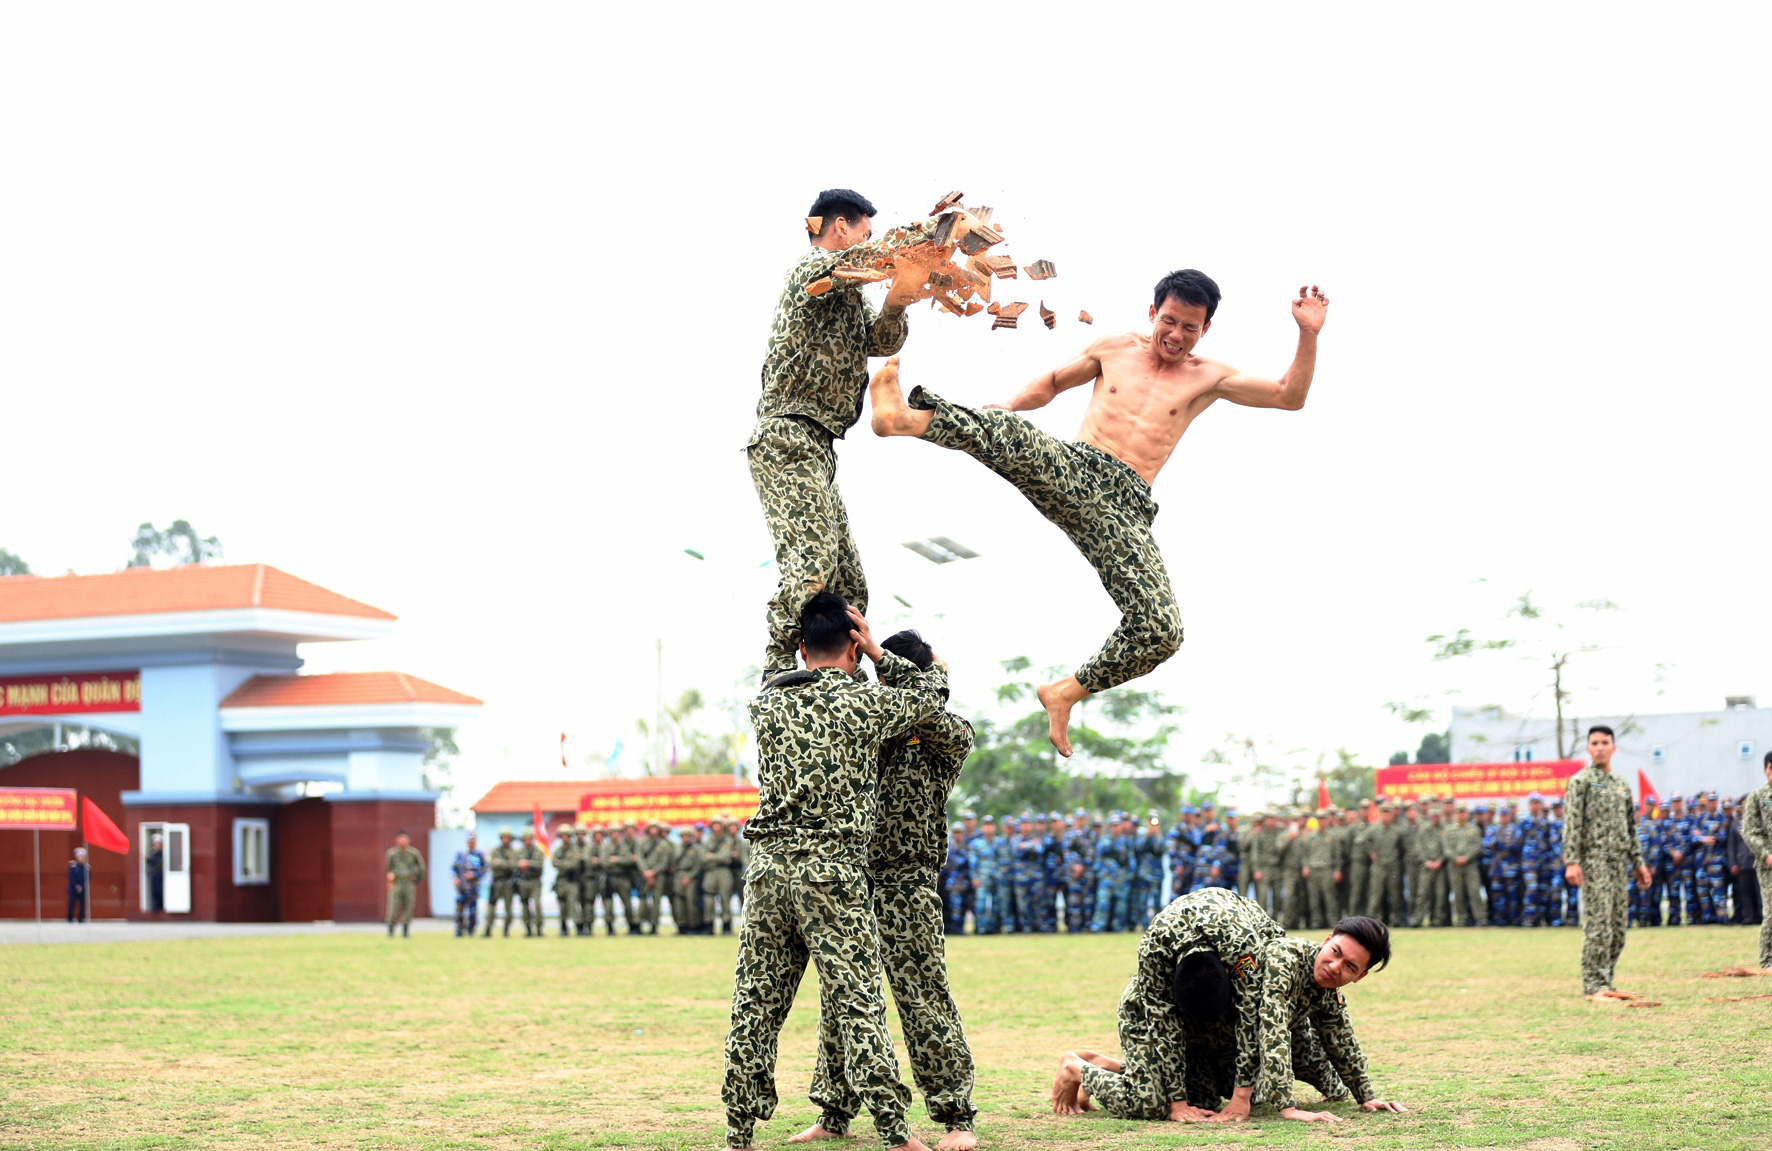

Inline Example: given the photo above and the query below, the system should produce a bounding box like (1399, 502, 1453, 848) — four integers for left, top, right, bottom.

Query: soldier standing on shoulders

(385, 831, 426, 939)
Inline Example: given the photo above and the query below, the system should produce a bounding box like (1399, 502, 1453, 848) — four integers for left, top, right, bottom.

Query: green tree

(1415, 730, 1450, 765)
(0, 548, 29, 576)
(126, 520, 222, 568)
(1388, 750, 1410, 766)
(951, 657, 1187, 818)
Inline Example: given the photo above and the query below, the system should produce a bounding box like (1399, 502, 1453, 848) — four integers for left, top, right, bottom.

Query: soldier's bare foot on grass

(936, 1131, 978, 1150)
(887, 1137, 933, 1151)
(1037, 678, 1088, 757)
(788, 1125, 856, 1143)
(868, 358, 931, 438)
(1052, 1052, 1086, 1114)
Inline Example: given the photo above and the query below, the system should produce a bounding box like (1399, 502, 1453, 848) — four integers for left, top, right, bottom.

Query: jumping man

(870, 270, 1328, 753)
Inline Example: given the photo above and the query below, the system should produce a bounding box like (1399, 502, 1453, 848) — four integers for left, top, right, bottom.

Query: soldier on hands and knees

(869, 271, 1329, 755)
(799, 628, 980, 1151)
(719, 594, 949, 1151)
(1563, 726, 1654, 1000)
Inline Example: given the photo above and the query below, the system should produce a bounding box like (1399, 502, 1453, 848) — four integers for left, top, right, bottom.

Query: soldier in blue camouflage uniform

(1631, 800, 1662, 927)
(1518, 794, 1554, 927)
(970, 817, 1004, 934)
(1132, 813, 1167, 927)
(1063, 812, 1096, 934)
(1011, 816, 1043, 934)
(1092, 813, 1134, 932)
(1548, 798, 1572, 926)
(1167, 821, 1196, 897)
(1039, 812, 1066, 933)
(1486, 806, 1523, 926)
(451, 834, 488, 938)
(1691, 791, 1730, 924)
(940, 824, 973, 934)
(1661, 794, 1692, 926)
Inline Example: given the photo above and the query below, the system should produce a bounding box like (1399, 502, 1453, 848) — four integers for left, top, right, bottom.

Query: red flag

(532, 801, 550, 852)
(81, 796, 129, 854)
(1637, 770, 1659, 808)
(1317, 778, 1331, 810)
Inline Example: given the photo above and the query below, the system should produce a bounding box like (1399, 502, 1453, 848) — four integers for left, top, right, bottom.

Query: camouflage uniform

(1487, 814, 1524, 926)
(1076, 889, 1284, 1118)
(1563, 765, 1645, 995)
(385, 844, 426, 935)
(971, 827, 1005, 934)
(1091, 822, 1134, 932)
(1631, 813, 1661, 927)
(1302, 822, 1336, 930)
(1739, 783, 1772, 968)
(906, 386, 1183, 694)
(704, 825, 742, 934)
(514, 834, 546, 936)
(1661, 803, 1693, 926)
(1443, 817, 1486, 926)
(1689, 801, 1730, 924)
(1063, 821, 1096, 933)
(1252, 938, 1381, 1111)
(1365, 815, 1405, 924)
(749, 238, 917, 676)
(450, 842, 487, 936)
(939, 831, 973, 933)
(1011, 822, 1043, 934)
(1397, 814, 1423, 926)
(574, 828, 597, 934)
(1245, 821, 1277, 918)
(636, 829, 669, 933)
(1277, 824, 1307, 930)
(1346, 815, 1374, 918)
(673, 830, 707, 935)
(484, 835, 517, 936)
(1415, 817, 1449, 927)
(552, 829, 583, 936)
(811, 695, 977, 1138)
(721, 652, 946, 1150)
(588, 831, 624, 934)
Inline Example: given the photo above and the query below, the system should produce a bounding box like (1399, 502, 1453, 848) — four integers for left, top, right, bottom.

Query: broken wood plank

(1078, 309, 1093, 324)
(833, 267, 891, 283)
(995, 301, 1028, 319)
(1039, 301, 1056, 329)
(972, 254, 1017, 279)
(957, 222, 1005, 256)
(930, 212, 959, 248)
(1025, 259, 1057, 280)
(991, 316, 1019, 330)
(807, 278, 834, 297)
(986, 302, 1002, 316)
(806, 216, 822, 234)
(969, 205, 994, 226)
(930, 190, 964, 215)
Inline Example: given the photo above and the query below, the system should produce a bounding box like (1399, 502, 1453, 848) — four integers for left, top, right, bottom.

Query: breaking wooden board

(1025, 259, 1057, 280)
(972, 254, 1017, 279)
(996, 302, 1028, 319)
(991, 316, 1019, 330)
(969, 205, 995, 226)
(957, 222, 1005, 256)
(833, 267, 890, 283)
(1078, 309, 1093, 324)
(986, 302, 1001, 315)
(807, 278, 834, 297)
(806, 216, 822, 234)
(1039, 301, 1056, 329)
(930, 190, 964, 215)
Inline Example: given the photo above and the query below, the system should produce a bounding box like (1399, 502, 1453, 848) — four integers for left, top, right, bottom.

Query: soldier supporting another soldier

(451, 834, 488, 937)
(385, 831, 426, 938)
(1563, 726, 1653, 1001)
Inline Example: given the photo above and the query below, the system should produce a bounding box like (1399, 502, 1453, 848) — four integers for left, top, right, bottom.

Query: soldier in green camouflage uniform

(749, 189, 922, 678)
(1365, 805, 1405, 923)
(704, 819, 742, 935)
(1444, 805, 1486, 926)
(1302, 815, 1337, 930)
(807, 629, 978, 1144)
(1740, 752, 1772, 969)
(1278, 817, 1307, 929)
(721, 594, 947, 1151)
(552, 824, 582, 936)
(1246, 815, 1277, 918)
(1564, 726, 1652, 998)
(514, 828, 546, 937)
(1053, 888, 1282, 1121)
(384, 831, 425, 938)
(1415, 807, 1449, 927)
(636, 823, 668, 934)
(574, 826, 597, 935)
(485, 829, 517, 936)
(675, 825, 708, 935)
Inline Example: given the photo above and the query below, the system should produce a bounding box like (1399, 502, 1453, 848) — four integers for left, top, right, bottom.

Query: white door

(162, 823, 191, 913)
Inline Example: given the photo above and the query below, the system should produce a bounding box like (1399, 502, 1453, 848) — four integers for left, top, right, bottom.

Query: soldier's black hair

(1153, 268, 1221, 322)
(396, 829, 409, 837)
(1764, 750, 1772, 768)
(1587, 724, 1615, 739)
(808, 188, 877, 243)
(1170, 951, 1232, 1022)
(1329, 915, 1391, 972)
(799, 590, 855, 658)
(881, 628, 934, 670)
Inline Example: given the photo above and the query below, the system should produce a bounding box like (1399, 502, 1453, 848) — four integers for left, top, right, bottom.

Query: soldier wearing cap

(1299, 811, 1338, 930)
(1396, 802, 1424, 927)
(972, 816, 1006, 934)
(1547, 797, 1572, 926)
(485, 828, 519, 937)
(1243, 813, 1275, 917)
(511, 827, 545, 937)
(1518, 794, 1554, 926)
(384, 830, 426, 939)
(1039, 811, 1067, 933)
(1445, 804, 1485, 925)
(940, 823, 974, 933)
(1739, 751, 1772, 968)
(704, 817, 742, 935)
(551, 823, 583, 936)
(1416, 803, 1449, 927)
(1365, 803, 1405, 923)
(1661, 794, 1692, 926)
(675, 823, 709, 935)
(1487, 805, 1524, 926)
(451, 833, 488, 937)
(1691, 791, 1730, 924)
(573, 825, 597, 936)
(1064, 810, 1097, 933)
(1133, 811, 1167, 928)
(1344, 803, 1374, 919)
(1092, 812, 1135, 932)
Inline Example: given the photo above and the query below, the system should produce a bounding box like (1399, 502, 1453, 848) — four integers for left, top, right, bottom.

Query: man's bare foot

(788, 1124, 855, 1143)
(886, 1138, 933, 1151)
(1036, 678, 1088, 757)
(936, 1131, 978, 1150)
(1052, 1052, 1087, 1114)
(869, 357, 932, 438)
(1584, 991, 1630, 1003)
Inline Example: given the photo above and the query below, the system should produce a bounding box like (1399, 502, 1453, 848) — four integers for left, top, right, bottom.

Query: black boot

(388, 925, 395, 937)
(402, 923, 410, 938)
(723, 923, 733, 935)
(560, 925, 570, 937)
(503, 923, 511, 937)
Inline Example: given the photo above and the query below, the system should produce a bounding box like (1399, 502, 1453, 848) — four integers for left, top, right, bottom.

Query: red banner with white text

(1374, 760, 1584, 802)
(0, 787, 79, 831)
(0, 671, 140, 716)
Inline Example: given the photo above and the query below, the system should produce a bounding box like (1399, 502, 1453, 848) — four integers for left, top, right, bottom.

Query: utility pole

(655, 637, 665, 777)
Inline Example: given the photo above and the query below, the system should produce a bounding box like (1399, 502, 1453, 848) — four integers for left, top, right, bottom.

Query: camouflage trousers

(1757, 866, 1772, 969)
(386, 880, 416, 929)
(705, 868, 736, 932)
(554, 880, 580, 933)
(1178, 1016, 1350, 1112)
(1253, 877, 1279, 921)
(1305, 871, 1336, 929)
(1449, 862, 1487, 925)
(972, 874, 1005, 934)
(748, 416, 867, 677)
(722, 857, 910, 1148)
(910, 387, 1183, 693)
(484, 878, 514, 934)
(1579, 857, 1631, 995)
(593, 874, 633, 933)
(516, 879, 543, 933)
(1077, 978, 1190, 1118)
(1091, 872, 1130, 932)
(812, 876, 976, 1134)
(1366, 865, 1404, 925)
(455, 888, 480, 935)
(1416, 864, 1449, 926)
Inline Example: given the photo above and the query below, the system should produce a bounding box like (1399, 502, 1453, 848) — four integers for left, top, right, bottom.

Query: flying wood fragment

(930, 190, 964, 215)
(957, 223, 1005, 256)
(973, 254, 1017, 279)
(833, 267, 891, 283)
(807, 278, 834, 297)
(806, 216, 822, 234)
(1025, 259, 1057, 280)
(1078, 310, 1093, 324)
(986, 302, 1002, 316)
(991, 316, 1019, 330)
(1039, 301, 1056, 329)
(969, 205, 995, 226)
(996, 301, 1028, 319)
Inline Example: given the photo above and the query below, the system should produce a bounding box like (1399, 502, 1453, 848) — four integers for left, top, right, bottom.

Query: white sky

(4, 5, 1768, 815)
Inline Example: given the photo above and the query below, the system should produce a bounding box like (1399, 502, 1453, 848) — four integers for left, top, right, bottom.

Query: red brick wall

(124, 803, 280, 922)
(0, 750, 138, 920)
(277, 797, 333, 922)
(329, 800, 435, 922)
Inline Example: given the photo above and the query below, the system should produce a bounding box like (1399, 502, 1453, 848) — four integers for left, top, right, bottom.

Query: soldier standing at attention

(1278, 813, 1307, 930)
(939, 824, 973, 934)
(1519, 795, 1552, 926)
(1345, 805, 1372, 919)
(704, 818, 742, 935)
(1365, 804, 1404, 924)
(1691, 792, 1730, 924)
(575, 825, 598, 936)
(971, 817, 1003, 935)
(1548, 798, 1575, 926)
(1244, 814, 1273, 916)
(486, 829, 517, 936)
(1738, 752, 1772, 969)
(451, 834, 488, 937)
(1631, 800, 1661, 927)
(719, 593, 948, 1151)
(552, 823, 583, 936)
(1416, 806, 1449, 927)
(1444, 805, 1486, 926)
(385, 831, 426, 939)
(673, 824, 705, 935)
(1396, 804, 1422, 927)
(66, 847, 89, 923)
(1301, 813, 1337, 930)
(1563, 725, 1653, 1000)
(1661, 795, 1692, 926)
(514, 828, 546, 938)
(1064, 812, 1096, 934)
(639, 822, 671, 934)
(1488, 807, 1524, 927)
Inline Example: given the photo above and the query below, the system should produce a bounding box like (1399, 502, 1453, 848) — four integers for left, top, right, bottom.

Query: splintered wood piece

(930, 190, 964, 215)
(957, 222, 1005, 256)
(991, 315, 1019, 330)
(833, 267, 891, 283)
(973, 254, 1017, 279)
(1039, 301, 1056, 329)
(807, 278, 834, 297)
(1078, 309, 1094, 324)
(806, 216, 822, 234)
(928, 271, 955, 288)
(1025, 259, 1057, 280)
(963, 301, 984, 316)
(930, 212, 959, 248)
(1702, 967, 1772, 978)
(986, 302, 1002, 315)
(996, 301, 1028, 319)
(1624, 1001, 1661, 1009)
(931, 292, 968, 316)
(969, 205, 994, 226)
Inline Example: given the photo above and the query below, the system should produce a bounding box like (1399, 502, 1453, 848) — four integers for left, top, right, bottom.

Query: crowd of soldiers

(445, 818, 752, 937)
(933, 790, 1767, 934)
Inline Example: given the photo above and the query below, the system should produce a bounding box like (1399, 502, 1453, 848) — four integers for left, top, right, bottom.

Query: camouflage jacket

(1443, 823, 1482, 864)
(1563, 767, 1644, 869)
(1368, 821, 1404, 867)
(753, 229, 925, 441)
(1130, 889, 1284, 1098)
(704, 830, 742, 870)
(1302, 830, 1335, 870)
(450, 849, 487, 892)
(551, 840, 583, 884)
(1741, 784, 1772, 862)
(1415, 822, 1446, 865)
(514, 843, 546, 883)
(488, 843, 518, 881)
(869, 702, 975, 881)
(745, 653, 946, 872)
(1255, 937, 1377, 1109)
(385, 845, 426, 884)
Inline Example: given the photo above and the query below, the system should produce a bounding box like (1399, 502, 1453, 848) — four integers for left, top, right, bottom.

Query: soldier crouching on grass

(719, 593, 949, 1151)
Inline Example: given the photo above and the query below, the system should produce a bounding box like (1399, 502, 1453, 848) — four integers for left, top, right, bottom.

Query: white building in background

(1448, 697, 1769, 800)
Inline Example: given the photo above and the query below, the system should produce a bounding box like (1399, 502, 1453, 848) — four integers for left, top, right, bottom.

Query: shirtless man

(869, 269, 1328, 753)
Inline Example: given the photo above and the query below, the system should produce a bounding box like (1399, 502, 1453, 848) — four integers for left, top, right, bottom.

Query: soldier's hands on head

(846, 606, 884, 661)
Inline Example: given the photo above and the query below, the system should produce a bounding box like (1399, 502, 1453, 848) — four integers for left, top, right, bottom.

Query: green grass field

(1, 922, 1768, 1150)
